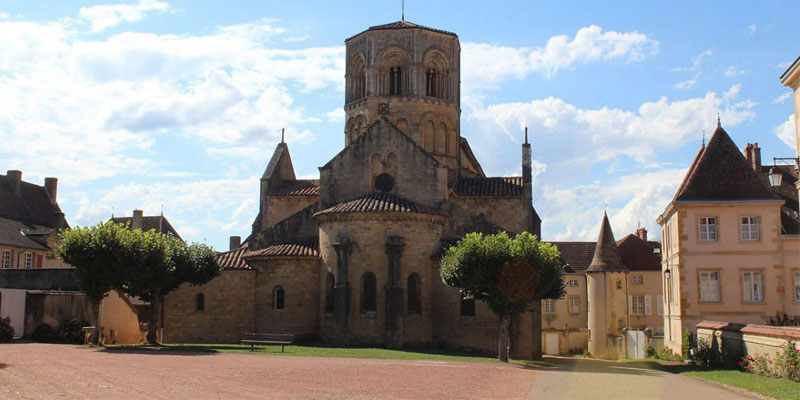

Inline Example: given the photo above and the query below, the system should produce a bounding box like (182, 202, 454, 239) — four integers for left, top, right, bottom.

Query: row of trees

(57, 222, 221, 344)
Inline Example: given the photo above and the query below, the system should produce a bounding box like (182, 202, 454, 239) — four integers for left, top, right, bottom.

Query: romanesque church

(163, 20, 544, 358)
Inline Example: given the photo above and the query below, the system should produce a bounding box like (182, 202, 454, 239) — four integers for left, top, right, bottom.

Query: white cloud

(773, 92, 792, 104)
(325, 108, 345, 123)
(79, 0, 171, 32)
(724, 66, 747, 77)
(461, 25, 658, 91)
(674, 79, 696, 90)
(468, 85, 755, 165)
(747, 24, 757, 34)
(774, 114, 797, 150)
(541, 168, 686, 241)
(0, 18, 343, 185)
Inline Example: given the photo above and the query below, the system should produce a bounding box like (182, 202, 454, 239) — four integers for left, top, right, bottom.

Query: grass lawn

(99, 343, 552, 368)
(681, 369, 799, 400)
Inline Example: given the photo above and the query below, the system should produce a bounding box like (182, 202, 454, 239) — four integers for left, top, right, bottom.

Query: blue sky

(1, 0, 797, 250)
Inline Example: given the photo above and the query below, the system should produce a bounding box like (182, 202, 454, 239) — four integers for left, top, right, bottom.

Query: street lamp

(769, 157, 800, 187)
(664, 268, 670, 281)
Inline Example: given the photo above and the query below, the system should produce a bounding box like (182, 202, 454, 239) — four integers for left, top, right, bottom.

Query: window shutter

(645, 295, 652, 315)
(657, 295, 663, 315)
(36, 255, 43, 268)
(628, 295, 633, 314)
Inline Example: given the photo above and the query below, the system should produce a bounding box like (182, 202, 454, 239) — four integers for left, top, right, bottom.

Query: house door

(545, 333, 559, 355)
(626, 330, 646, 359)
(0, 289, 26, 338)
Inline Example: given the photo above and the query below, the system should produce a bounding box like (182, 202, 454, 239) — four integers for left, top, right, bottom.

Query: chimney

(751, 142, 761, 171)
(6, 170, 22, 196)
(229, 236, 241, 250)
(44, 177, 58, 202)
(132, 209, 144, 230)
(635, 227, 648, 242)
(744, 143, 753, 165)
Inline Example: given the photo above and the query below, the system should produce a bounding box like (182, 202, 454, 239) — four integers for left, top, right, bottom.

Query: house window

(631, 295, 645, 315)
(407, 273, 421, 314)
(362, 274, 376, 313)
(618, 318, 625, 332)
(23, 253, 33, 269)
(544, 299, 556, 313)
(568, 296, 580, 314)
(195, 293, 205, 312)
(273, 286, 285, 310)
(699, 217, 717, 241)
(566, 279, 579, 287)
(741, 216, 760, 241)
(632, 275, 644, 285)
(324, 273, 334, 314)
(699, 271, 721, 302)
(742, 271, 763, 303)
(616, 280, 622, 289)
(460, 297, 475, 316)
(794, 272, 800, 302)
(1, 250, 10, 269)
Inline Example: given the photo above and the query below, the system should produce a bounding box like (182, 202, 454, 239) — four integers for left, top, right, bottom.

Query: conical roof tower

(586, 212, 628, 272)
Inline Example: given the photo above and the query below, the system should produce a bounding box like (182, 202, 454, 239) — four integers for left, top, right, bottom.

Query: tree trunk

(498, 315, 510, 362)
(91, 300, 101, 345)
(147, 294, 160, 345)
(530, 300, 543, 359)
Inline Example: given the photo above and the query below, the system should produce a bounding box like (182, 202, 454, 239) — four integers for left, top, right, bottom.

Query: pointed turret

(586, 212, 627, 272)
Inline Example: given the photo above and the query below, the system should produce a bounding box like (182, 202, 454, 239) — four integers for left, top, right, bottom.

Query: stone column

(385, 236, 405, 348)
(333, 236, 351, 339)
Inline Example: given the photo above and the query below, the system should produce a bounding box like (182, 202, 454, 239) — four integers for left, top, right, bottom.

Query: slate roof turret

(586, 212, 628, 272)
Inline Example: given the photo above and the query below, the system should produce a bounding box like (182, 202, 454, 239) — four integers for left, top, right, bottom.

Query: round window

(375, 173, 395, 192)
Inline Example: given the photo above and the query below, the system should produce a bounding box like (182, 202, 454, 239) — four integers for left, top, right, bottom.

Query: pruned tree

(440, 231, 564, 361)
(57, 222, 221, 344)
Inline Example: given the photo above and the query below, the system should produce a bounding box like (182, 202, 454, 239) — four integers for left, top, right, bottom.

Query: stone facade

(163, 20, 545, 358)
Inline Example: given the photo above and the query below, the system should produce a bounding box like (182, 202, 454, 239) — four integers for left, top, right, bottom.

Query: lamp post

(664, 267, 672, 348)
(769, 157, 800, 187)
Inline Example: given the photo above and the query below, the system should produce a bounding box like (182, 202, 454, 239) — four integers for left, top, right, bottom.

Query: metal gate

(626, 330, 646, 359)
(545, 333, 559, 355)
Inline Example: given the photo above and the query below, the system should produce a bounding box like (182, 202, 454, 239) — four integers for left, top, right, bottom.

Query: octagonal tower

(344, 21, 461, 175)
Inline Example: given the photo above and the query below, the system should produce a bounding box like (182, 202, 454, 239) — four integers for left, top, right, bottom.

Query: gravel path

(0, 343, 757, 399)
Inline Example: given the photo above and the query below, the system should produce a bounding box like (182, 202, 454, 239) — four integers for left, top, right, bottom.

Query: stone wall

(0, 268, 78, 291)
(696, 320, 800, 364)
(250, 257, 320, 338)
(452, 197, 528, 234)
(163, 270, 255, 343)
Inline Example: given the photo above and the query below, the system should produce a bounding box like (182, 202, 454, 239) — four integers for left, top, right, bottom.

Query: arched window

(273, 286, 285, 310)
(378, 48, 409, 96)
(423, 50, 449, 100)
(195, 293, 205, 312)
(374, 173, 394, 192)
(362, 273, 376, 313)
(460, 296, 475, 316)
(426, 68, 438, 97)
(389, 67, 402, 95)
(407, 274, 421, 314)
(325, 273, 335, 314)
(348, 56, 366, 102)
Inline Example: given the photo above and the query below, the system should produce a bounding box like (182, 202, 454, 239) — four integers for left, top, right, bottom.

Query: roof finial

(524, 126, 528, 144)
(702, 130, 706, 148)
(401, 0, 405, 21)
(716, 112, 721, 128)
(281, 128, 285, 144)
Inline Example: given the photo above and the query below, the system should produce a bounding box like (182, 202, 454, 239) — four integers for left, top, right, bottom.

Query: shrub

(0, 317, 13, 342)
(645, 346, 657, 358)
(693, 338, 716, 367)
(765, 313, 800, 327)
(774, 341, 800, 382)
(742, 353, 773, 377)
(58, 320, 89, 345)
(657, 347, 684, 362)
(32, 323, 58, 343)
(681, 329, 692, 359)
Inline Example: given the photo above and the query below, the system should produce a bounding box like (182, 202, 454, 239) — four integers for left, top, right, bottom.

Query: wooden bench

(240, 333, 295, 352)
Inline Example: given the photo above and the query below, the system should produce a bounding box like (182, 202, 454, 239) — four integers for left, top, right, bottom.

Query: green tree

(440, 231, 564, 362)
(57, 222, 221, 344)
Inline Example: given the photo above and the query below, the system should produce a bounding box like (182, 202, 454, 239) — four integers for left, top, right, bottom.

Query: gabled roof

(262, 142, 296, 181)
(616, 234, 661, 271)
(243, 239, 319, 259)
(267, 179, 319, 196)
(109, 215, 182, 240)
(314, 192, 434, 216)
(674, 124, 780, 202)
(456, 177, 523, 197)
(0, 217, 49, 250)
(587, 212, 627, 272)
(217, 246, 250, 270)
(0, 173, 67, 230)
(346, 20, 457, 41)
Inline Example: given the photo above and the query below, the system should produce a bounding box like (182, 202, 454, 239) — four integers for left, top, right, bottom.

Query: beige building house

(780, 55, 800, 205)
(657, 122, 800, 354)
(163, 20, 548, 358)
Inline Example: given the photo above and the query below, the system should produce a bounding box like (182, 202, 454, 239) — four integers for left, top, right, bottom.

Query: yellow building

(780, 55, 800, 206)
(657, 122, 800, 355)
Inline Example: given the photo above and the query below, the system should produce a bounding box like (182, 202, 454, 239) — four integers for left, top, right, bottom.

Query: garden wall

(696, 320, 800, 363)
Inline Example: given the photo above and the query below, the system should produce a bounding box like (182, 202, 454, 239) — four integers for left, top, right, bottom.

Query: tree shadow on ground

(515, 356, 686, 377)
(99, 345, 221, 356)
(0, 363, 8, 369)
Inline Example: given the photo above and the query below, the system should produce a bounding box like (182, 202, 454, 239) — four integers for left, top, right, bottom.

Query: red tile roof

(216, 246, 250, 270)
(456, 177, 524, 197)
(267, 180, 319, 196)
(243, 240, 319, 259)
(616, 234, 661, 271)
(314, 192, 433, 216)
(674, 125, 779, 202)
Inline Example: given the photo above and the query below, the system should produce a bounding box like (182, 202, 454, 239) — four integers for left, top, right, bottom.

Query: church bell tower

(343, 21, 461, 173)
